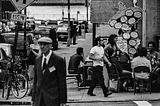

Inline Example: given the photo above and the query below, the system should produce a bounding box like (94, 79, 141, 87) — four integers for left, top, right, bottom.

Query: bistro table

(78, 57, 93, 90)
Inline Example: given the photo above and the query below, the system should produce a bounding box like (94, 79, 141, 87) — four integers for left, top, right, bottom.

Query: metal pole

(93, 23, 96, 46)
(24, 8, 27, 57)
(86, 2, 89, 25)
(0, 0, 2, 22)
(13, 21, 20, 62)
(142, 0, 146, 47)
(62, 0, 64, 20)
(77, 11, 78, 22)
(67, 0, 71, 46)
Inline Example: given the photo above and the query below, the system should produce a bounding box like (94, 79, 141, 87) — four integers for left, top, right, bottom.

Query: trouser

(40, 94, 46, 106)
(88, 66, 108, 95)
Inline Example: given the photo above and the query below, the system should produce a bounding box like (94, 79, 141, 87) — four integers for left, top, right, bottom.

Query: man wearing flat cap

(32, 37, 67, 106)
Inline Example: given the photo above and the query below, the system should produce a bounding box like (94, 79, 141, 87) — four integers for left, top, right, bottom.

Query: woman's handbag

(109, 79, 119, 92)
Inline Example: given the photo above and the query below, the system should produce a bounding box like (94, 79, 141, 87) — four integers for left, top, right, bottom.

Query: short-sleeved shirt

(68, 54, 83, 71)
(147, 51, 160, 68)
(90, 46, 104, 66)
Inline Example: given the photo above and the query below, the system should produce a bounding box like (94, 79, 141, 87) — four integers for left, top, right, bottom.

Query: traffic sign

(10, 0, 36, 11)
(11, 13, 26, 22)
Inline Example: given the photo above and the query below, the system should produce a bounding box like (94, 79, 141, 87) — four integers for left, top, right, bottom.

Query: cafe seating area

(65, 55, 160, 94)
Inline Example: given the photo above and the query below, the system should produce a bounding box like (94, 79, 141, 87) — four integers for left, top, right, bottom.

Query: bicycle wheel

(11, 74, 29, 99)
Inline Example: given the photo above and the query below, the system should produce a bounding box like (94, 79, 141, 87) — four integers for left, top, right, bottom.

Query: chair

(63, 57, 80, 88)
(133, 66, 151, 94)
(108, 63, 129, 92)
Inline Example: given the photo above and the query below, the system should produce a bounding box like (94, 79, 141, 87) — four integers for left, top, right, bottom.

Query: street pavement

(0, 33, 160, 105)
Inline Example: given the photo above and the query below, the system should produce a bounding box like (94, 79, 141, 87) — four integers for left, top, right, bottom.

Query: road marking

(133, 101, 152, 106)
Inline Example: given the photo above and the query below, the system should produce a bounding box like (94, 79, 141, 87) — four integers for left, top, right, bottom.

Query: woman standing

(104, 34, 120, 57)
(104, 34, 132, 91)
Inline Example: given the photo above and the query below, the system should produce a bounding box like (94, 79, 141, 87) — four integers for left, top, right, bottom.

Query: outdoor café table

(78, 58, 93, 89)
(83, 60, 93, 86)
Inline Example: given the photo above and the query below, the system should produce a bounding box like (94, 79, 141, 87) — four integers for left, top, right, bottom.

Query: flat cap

(38, 37, 52, 43)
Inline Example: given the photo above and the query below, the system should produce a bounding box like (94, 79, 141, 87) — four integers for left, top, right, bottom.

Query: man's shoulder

(70, 54, 82, 60)
(51, 52, 63, 60)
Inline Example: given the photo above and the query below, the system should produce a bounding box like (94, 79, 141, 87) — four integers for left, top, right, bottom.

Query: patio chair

(133, 66, 151, 94)
(64, 57, 80, 88)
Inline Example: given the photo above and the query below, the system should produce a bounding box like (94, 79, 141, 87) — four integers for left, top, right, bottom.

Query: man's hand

(108, 62, 112, 67)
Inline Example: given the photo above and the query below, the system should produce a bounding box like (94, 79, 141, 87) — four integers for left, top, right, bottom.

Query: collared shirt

(41, 50, 52, 68)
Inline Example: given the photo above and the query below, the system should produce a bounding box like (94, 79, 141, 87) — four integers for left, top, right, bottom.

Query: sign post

(10, 0, 36, 63)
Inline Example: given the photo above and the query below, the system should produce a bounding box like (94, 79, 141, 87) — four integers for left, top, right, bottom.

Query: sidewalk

(0, 79, 160, 104)
(0, 33, 160, 105)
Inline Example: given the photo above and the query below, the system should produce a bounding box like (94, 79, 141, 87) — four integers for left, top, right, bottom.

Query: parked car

(56, 19, 77, 41)
(34, 26, 58, 50)
(1, 31, 33, 51)
(56, 22, 68, 41)
(35, 19, 46, 25)
(46, 20, 58, 29)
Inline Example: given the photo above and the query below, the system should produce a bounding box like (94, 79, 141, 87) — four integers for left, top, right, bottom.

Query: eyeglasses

(39, 42, 50, 46)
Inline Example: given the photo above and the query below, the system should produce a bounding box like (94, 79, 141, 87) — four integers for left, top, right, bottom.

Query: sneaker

(104, 91, 112, 97)
(87, 92, 96, 96)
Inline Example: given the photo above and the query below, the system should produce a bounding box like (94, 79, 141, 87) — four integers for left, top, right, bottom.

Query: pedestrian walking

(49, 26, 58, 50)
(87, 37, 112, 97)
(32, 37, 67, 106)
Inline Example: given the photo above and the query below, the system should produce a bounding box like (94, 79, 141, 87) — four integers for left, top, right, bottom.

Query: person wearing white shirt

(87, 37, 112, 97)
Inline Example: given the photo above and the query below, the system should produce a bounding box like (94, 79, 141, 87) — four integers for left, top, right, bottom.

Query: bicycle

(2, 53, 29, 100)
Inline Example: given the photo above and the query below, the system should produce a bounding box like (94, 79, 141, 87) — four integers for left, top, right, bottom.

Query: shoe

(104, 91, 112, 97)
(87, 92, 96, 96)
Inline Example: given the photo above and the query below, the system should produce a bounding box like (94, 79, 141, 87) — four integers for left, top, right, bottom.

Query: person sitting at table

(132, 47, 152, 91)
(68, 47, 85, 84)
(147, 41, 160, 69)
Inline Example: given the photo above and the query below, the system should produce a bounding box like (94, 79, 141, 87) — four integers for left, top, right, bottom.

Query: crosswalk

(133, 101, 152, 106)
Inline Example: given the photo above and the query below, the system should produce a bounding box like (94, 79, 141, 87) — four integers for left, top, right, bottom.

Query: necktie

(42, 58, 47, 73)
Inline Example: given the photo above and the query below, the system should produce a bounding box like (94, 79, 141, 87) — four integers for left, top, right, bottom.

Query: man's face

(39, 43, 52, 54)
(148, 44, 154, 51)
(98, 38, 103, 46)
